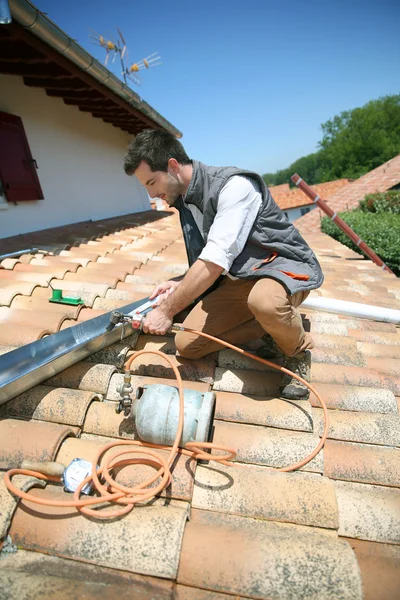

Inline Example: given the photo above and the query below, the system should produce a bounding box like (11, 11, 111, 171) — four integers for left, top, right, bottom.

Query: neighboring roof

(296, 154, 400, 234)
(0, 0, 181, 138)
(0, 207, 400, 598)
(270, 179, 352, 211)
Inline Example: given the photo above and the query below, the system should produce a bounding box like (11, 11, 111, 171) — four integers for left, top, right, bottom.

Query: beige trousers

(175, 276, 314, 360)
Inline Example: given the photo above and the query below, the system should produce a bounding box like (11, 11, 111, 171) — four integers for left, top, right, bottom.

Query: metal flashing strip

(0, 297, 147, 405)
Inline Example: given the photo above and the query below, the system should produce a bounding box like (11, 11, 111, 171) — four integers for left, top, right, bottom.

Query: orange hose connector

(5, 327, 329, 519)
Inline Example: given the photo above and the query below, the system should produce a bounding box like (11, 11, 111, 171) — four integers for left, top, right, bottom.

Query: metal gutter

(0, 298, 146, 405)
(9, 0, 182, 138)
(0, 248, 39, 260)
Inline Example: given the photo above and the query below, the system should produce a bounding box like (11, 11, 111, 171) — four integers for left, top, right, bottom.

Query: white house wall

(0, 75, 150, 239)
(285, 205, 316, 223)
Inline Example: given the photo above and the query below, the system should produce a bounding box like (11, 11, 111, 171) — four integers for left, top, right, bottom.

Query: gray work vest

(174, 160, 324, 296)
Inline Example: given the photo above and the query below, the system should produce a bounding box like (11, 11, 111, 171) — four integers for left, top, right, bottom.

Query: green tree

(263, 94, 400, 185)
(319, 95, 400, 180)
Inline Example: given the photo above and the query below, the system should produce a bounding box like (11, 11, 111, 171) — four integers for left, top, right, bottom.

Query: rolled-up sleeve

(199, 176, 262, 271)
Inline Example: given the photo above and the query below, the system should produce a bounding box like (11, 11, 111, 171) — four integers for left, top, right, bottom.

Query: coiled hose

(4, 325, 329, 519)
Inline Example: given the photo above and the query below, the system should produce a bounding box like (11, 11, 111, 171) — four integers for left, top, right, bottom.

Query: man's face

(134, 160, 182, 206)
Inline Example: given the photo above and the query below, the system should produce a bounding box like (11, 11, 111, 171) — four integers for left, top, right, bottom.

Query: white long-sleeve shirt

(183, 175, 262, 276)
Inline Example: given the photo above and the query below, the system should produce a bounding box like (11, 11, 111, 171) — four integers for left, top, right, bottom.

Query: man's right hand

(149, 280, 181, 306)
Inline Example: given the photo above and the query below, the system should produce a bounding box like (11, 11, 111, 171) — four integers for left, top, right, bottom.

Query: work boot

(256, 333, 284, 359)
(279, 351, 311, 400)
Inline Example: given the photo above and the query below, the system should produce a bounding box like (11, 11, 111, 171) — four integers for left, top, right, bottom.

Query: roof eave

(7, 0, 182, 138)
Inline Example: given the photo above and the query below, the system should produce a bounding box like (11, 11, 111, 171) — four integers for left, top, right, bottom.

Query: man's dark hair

(123, 129, 191, 175)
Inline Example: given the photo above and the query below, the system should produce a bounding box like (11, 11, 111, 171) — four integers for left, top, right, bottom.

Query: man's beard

(166, 177, 182, 206)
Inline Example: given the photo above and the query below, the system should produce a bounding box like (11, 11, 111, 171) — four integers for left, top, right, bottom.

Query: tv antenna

(89, 27, 161, 86)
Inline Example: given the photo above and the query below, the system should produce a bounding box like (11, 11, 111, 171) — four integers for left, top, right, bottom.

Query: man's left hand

(142, 307, 172, 335)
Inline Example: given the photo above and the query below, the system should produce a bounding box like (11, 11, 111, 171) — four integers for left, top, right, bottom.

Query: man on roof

(123, 129, 324, 400)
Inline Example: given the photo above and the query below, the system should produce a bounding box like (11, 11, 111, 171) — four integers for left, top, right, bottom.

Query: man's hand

(149, 280, 181, 306)
(142, 307, 172, 335)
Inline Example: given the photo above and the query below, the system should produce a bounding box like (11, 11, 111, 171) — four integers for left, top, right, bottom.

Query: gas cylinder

(132, 384, 216, 447)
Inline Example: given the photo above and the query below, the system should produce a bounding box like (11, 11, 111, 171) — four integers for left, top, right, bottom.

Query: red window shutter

(0, 111, 44, 202)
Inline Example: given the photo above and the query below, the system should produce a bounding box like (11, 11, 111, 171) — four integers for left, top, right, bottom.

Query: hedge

(321, 210, 400, 276)
(359, 190, 400, 214)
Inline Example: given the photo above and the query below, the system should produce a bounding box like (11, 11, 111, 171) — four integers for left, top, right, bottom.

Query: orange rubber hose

(4, 328, 329, 518)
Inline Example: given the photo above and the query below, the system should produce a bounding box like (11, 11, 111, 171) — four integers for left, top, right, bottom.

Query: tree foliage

(263, 95, 400, 186)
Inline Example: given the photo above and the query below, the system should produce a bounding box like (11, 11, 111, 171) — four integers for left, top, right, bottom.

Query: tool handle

(21, 460, 66, 477)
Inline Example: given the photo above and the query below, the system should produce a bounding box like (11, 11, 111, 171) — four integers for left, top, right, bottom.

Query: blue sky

(33, 0, 399, 175)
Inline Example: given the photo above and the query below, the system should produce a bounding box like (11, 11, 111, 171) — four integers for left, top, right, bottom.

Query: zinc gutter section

(9, 0, 182, 138)
(0, 298, 146, 405)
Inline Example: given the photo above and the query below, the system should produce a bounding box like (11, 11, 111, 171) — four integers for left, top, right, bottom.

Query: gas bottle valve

(115, 370, 134, 415)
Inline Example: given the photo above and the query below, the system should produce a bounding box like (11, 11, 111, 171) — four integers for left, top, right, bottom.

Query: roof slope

(0, 209, 400, 599)
(295, 154, 400, 234)
(270, 179, 352, 211)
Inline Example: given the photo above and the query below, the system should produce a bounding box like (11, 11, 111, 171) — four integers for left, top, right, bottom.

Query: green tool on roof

(48, 283, 84, 306)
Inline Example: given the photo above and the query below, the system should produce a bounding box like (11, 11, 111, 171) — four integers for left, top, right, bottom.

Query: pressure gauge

(63, 458, 94, 495)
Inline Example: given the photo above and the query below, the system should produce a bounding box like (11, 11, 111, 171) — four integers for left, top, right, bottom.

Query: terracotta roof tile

(0, 322, 52, 345)
(335, 480, 400, 544)
(83, 400, 137, 438)
(213, 366, 280, 395)
(215, 391, 313, 432)
(10, 486, 189, 578)
(0, 386, 100, 426)
(85, 263, 130, 280)
(324, 440, 400, 487)
(311, 346, 366, 367)
(357, 342, 400, 359)
(0, 475, 46, 541)
(125, 272, 170, 285)
(308, 382, 398, 413)
(31, 255, 92, 268)
(0, 307, 69, 333)
(43, 362, 116, 395)
(94, 257, 142, 272)
(366, 357, 400, 377)
(76, 307, 108, 322)
(0, 344, 17, 356)
(135, 334, 178, 355)
(60, 249, 101, 260)
(348, 330, 400, 346)
(13, 262, 75, 278)
(0, 281, 39, 307)
(341, 537, 400, 600)
(115, 281, 155, 294)
(63, 268, 121, 287)
(125, 352, 216, 385)
(0, 419, 78, 469)
(311, 363, 382, 388)
(178, 510, 362, 598)
(213, 420, 323, 473)
(0, 570, 172, 600)
(271, 178, 352, 211)
(313, 408, 400, 445)
(175, 586, 233, 600)
(192, 463, 338, 529)
(85, 338, 138, 368)
(0, 549, 175, 598)
(0, 269, 54, 286)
